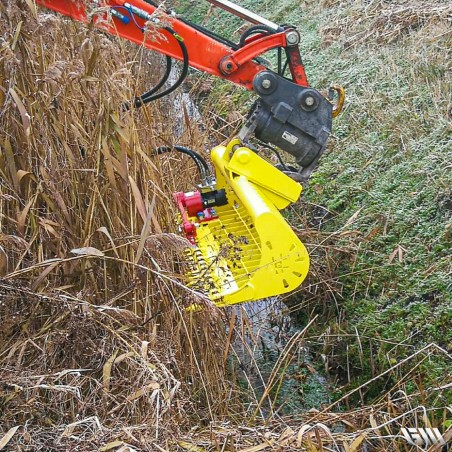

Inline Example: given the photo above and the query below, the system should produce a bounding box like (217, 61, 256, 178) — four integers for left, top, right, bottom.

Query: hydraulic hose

(134, 27, 189, 106)
(254, 140, 290, 171)
(133, 55, 172, 108)
(156, 145, 210, 181)
(239, 24, 276, 48)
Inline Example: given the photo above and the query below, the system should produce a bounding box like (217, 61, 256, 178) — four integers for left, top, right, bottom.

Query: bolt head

(236, 149, 251, 164)
(261, 79, 272, 89)
(285, 31, 300, 45)
(305, 96, 315, 106)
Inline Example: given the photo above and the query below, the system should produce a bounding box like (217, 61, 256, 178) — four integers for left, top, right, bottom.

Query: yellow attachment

(184, 140, 310, 307)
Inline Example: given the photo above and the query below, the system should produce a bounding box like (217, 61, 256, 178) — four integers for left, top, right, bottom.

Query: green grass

(301, 2, 451, 402)
(173, 0, 452, 406)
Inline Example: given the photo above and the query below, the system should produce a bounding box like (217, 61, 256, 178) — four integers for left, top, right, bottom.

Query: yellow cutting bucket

(183, 140, 310, 306)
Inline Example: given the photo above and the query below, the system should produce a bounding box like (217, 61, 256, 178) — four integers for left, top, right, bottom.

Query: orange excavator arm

(35, 0, 309, 89)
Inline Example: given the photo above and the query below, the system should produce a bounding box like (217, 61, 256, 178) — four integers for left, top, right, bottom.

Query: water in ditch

(232, 298, 332, 416)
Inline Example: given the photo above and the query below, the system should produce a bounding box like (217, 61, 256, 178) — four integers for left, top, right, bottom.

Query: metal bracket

(239, 71, 333, 182)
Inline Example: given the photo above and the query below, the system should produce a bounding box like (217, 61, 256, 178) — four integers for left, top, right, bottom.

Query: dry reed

(0, 1, 236, 448)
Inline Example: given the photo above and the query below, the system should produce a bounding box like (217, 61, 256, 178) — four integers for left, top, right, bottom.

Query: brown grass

(321, 0, 452, 48)
(0, 1, 237, 448)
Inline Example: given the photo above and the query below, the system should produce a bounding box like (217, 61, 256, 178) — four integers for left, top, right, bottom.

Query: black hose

(156, 145, 210, 180)
(239, 24, 276, 48)
(135, 27, 189, 106)
(174, 146, 209, 173)
(179, 17, 239, 50)
(134, 56, 172, 108)
(254, 141, 290, 171)
(281, 56, 290, 77)
(142, 0, 159, 7)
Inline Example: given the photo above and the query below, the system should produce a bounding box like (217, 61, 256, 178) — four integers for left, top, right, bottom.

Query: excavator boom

(35, 0, 302, 89)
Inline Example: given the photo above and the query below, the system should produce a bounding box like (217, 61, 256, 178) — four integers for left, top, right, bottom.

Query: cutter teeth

(185, 248, 218, 297)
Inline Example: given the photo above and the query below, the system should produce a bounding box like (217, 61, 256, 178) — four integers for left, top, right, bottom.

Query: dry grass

(0, 1, 236, 448)
(0, 281, 183, 448)
(321, 0, 452, 48)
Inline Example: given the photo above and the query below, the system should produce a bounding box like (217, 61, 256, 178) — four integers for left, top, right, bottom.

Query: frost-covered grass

(173, 0, 452, 406)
